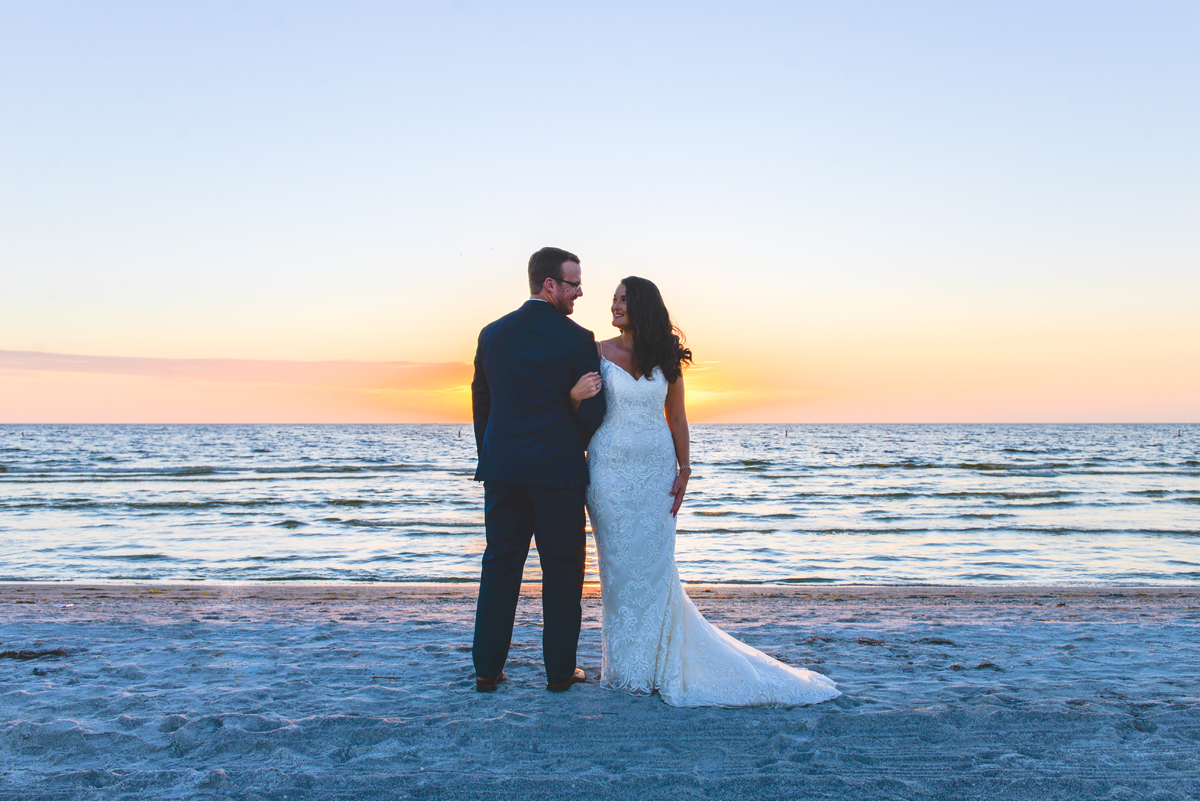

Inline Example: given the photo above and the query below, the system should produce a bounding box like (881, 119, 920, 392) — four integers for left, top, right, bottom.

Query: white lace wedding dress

(585, 357, 840, 707)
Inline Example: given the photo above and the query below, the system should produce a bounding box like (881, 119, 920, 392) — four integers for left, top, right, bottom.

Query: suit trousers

(472, 481, 587, 685)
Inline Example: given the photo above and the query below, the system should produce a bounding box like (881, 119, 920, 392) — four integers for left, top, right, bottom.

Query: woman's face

(611, 284, 629, 331)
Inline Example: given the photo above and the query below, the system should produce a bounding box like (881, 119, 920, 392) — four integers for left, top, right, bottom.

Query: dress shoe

(475, 672, 506, 693)
(546, 668, 586, 693)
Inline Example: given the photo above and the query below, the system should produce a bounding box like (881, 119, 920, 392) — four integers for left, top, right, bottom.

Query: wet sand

(2, 582, 1198, 800)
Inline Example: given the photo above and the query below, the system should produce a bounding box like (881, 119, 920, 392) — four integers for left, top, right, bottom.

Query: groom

(470, 246, 606, 693)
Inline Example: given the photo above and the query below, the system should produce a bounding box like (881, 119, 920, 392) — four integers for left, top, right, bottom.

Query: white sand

(1, 582, 1198, 800)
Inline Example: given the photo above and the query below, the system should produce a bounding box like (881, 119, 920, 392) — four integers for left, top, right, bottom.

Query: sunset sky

(2, 1, 1197, 423)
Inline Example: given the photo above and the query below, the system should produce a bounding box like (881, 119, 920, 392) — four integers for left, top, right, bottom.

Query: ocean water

(0, 424, 1197, 585)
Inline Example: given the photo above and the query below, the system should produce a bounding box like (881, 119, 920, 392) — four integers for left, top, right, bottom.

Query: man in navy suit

(471, 246, 607, 693)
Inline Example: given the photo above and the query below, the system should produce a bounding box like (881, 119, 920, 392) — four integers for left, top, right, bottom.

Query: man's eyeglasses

(554, 278, 582, 291)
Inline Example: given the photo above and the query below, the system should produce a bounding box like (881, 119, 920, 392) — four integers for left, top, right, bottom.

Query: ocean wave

(0, 466, 219, 478)
(143, 499, 294, 509)
(1, 498, 294, 511)
(684, 526, 938, 536)
(93, 553, 175, 561)
(0, 463, 432, 479)
(242, 554, 311, 562)
(334, 518, 480, 529)
(776, 576, 838, 583)
(1100, 570, 1183, 581)
(848, 462, 941, 470)
(1010, 526, 1200, 537)
(1074, 469, 1200, 477)
(258, 574, 348, 582)
(813, 460, 1114, 474)
(352, 552, 440, 564)
(677, 527, 781, 535)
(728, 473, 810, 480)
(253, 464, 430, 474)
(682, 524, 1200, 539)
(934, 490, 1076, 500)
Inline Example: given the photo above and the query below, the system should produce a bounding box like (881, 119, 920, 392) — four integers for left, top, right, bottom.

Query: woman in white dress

(569, 276, 839, 708)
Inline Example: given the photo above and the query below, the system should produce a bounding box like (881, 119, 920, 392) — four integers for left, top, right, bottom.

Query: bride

(569, 276, 839, 708)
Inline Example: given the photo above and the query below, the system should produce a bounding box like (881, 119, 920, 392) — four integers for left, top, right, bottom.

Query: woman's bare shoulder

(597, 336, 625, 357)
(600, 336, 631, 351)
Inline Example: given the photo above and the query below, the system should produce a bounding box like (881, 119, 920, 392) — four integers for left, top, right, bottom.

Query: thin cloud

(0, 350, 471, 391)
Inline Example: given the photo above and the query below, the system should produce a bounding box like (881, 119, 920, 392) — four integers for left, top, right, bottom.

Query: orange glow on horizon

(1, 342, 1197, 424)
(0, 352, 474, 424)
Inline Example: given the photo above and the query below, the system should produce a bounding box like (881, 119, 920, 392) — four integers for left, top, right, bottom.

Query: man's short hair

(528, 247, 579, 294)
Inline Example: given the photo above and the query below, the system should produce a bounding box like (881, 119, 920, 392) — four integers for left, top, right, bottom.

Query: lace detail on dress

(586, 357, 839, 707)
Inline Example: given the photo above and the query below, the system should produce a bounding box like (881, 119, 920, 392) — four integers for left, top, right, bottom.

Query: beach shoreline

(3, 583, 1198, 799)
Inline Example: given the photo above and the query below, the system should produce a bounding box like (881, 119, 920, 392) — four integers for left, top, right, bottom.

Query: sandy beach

(2, 582, 1198, 800)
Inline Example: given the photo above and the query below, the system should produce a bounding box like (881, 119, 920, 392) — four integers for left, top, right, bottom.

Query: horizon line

(1, 421, 1195, 427)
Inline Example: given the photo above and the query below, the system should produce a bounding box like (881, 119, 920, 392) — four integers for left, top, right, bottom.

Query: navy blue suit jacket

(472, 300, 606, 488)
